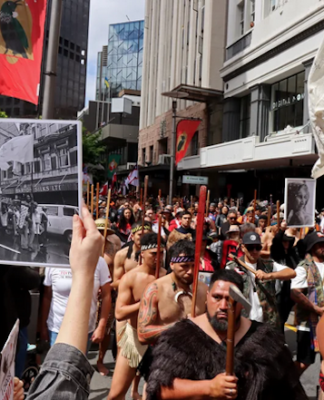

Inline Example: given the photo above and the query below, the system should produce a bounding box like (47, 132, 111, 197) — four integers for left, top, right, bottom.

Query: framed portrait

(284, 178, 316, 228)
(0, 119, 82, 268)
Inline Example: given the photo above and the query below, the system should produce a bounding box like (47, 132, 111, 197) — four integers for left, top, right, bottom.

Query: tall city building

(138, 0, 227, 195)
(96, 20, 144, 101)
(0, 0, 90, 119)
(197, 0, 323, 201)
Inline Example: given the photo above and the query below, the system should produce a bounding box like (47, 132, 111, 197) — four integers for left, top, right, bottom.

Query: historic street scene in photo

(0, 120, 81, 267)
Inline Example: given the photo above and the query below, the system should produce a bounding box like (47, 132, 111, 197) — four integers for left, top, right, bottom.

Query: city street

(87, 320, 320, 400)
(0, 233, 70, 266)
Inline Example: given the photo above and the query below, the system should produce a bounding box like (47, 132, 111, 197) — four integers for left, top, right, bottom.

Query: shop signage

(272, 93, 305, 110)
(182, 175, 209, 185)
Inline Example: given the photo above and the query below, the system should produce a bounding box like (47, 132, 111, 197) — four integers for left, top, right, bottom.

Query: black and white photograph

(0, 119, 82, 268)
(284, 178, 316, 228)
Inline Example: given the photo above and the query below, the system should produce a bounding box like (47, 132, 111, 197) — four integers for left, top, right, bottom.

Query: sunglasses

(229, 217, 236, 220)
(245, 245, 262, 252)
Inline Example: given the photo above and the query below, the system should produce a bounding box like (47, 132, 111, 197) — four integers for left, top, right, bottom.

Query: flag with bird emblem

(107, 154, 121, 178)
(175, 119, 201, 165)
(0, 0, 47, 104)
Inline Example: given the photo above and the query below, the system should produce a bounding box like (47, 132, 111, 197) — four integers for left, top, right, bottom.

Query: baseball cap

(226, 225, 240, 235)
(242, 232, 261, 245)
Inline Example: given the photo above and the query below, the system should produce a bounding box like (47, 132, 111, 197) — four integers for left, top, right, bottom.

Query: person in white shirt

(291, 231, 324, 376)
(227, 231, 296, 328)
(40, 257, 112, 353)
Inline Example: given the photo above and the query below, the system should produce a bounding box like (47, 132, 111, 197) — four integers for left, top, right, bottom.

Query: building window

(43, 154, 51, 171)
(250, 0, 255, 23)
(271, 72, 305, 132)
(142, 148, 146, 164)
(238, 2, 245, 36)
(240, 94, 251, 138)
(264, 0, 277, 17)
(192, 132, 199, 156)
(59, 148, 70, 167)
(149, 145, 154, 163)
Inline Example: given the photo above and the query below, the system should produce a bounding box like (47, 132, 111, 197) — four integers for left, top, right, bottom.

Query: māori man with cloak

(146, 269, 307, 400)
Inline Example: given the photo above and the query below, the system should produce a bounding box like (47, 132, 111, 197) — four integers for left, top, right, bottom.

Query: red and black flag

(0, 0, 47, 104)
(175, 119, 201, 165)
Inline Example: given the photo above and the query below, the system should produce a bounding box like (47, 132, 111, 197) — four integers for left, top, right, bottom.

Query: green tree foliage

(0, 110, 8, 118)
(82, 128, 105, 166)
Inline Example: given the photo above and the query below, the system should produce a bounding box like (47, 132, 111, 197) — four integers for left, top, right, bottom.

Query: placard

(0, 119, 82, 268)
(0, 320, 19, 400)
(284, 178, 316, 228)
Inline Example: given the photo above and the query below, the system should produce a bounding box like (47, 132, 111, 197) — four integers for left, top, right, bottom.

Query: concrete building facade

(138, 0, 227, 196)
(178, 0, 324, 204)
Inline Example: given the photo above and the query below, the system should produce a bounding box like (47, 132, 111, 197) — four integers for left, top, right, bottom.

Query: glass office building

(96, 20, 144, 101)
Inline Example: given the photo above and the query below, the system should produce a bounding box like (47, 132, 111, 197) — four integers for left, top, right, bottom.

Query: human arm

(115, 274, 140, 321)
(92, 282, 111, 343)
(26, 204, 102, 400)
(138, 283, 173, 344)
(291, 288, 324, 315)
(255, 263, 296, 281)
(159, 374, 238, 400)
(111, 249, 126, 289)
(317, 315, 324, 359)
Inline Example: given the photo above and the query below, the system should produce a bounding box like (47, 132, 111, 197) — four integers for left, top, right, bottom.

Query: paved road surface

(88, 323, 321, 399)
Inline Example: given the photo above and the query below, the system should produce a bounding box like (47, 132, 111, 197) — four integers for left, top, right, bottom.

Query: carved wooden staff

(226, 285, 251, 376)
(190, 195, 193, 210)
(140, 188, 143, 209)
(191, 185, 207, 318)
(141, 175, 149, 234)
(158, 189, 162, 209)
(267, 205, 272, 227)
(90, 184, 94, 217)
(102, 189, 111, 255)
(277, 200, 280, 227)
(155, 214, 162, 279)
(206, 190, 210, 217)
(252, 189, 257, 223)
(96, 182, 99, 220)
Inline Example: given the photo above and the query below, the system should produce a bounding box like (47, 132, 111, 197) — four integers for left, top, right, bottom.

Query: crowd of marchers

(3, 189, 324, 400)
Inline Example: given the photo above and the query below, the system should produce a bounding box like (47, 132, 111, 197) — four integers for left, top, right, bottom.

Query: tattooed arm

(138, 282, 174, 345)
(291, 288, 324, 315)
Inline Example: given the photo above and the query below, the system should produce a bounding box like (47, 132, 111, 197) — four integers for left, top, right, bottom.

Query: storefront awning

(162, 84, 223, 103)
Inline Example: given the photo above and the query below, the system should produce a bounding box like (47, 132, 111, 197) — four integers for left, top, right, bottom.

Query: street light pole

(42, 0, 63, 119)
(169, 100, 177, 202)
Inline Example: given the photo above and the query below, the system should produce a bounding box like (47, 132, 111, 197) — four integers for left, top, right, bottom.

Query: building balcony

(100, 124, 138, 143)
(178, 132, 317, 172)
(177, 155, 201, 171)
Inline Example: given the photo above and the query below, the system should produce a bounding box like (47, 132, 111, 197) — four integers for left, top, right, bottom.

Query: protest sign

(0, 119, 82, 268)
(0, 320, 19, 400)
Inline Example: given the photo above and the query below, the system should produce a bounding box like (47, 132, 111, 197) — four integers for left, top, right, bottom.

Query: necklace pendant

(172, 282, 177, 292)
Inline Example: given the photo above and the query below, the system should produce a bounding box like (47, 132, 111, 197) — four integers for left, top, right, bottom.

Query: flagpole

(169, 100, 177, 202)
(42, 0, 63, 119)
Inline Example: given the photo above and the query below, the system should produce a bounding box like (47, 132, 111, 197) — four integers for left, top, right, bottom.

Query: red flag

(0, 0, 47, 104)
(111, 172, 117, 189)
(99, 182, 108, 196)
(175, 120, 201, 165)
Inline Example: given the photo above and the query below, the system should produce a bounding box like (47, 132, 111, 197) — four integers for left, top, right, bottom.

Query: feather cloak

(146, 319, 307, 400)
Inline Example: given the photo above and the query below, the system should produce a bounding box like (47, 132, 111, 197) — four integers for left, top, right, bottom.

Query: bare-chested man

(95, 218, 122, 375)
(108, 233, 166, 400)
(138, 240, 207, 346)
(112, 222, 152, 289)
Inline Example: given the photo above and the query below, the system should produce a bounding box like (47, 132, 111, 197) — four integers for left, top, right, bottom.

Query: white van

(37, 204, 79, 242)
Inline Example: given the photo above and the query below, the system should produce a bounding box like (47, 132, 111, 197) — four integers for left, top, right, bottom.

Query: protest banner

(0, 320, 19, 400)
(0, 119, 82, 268)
